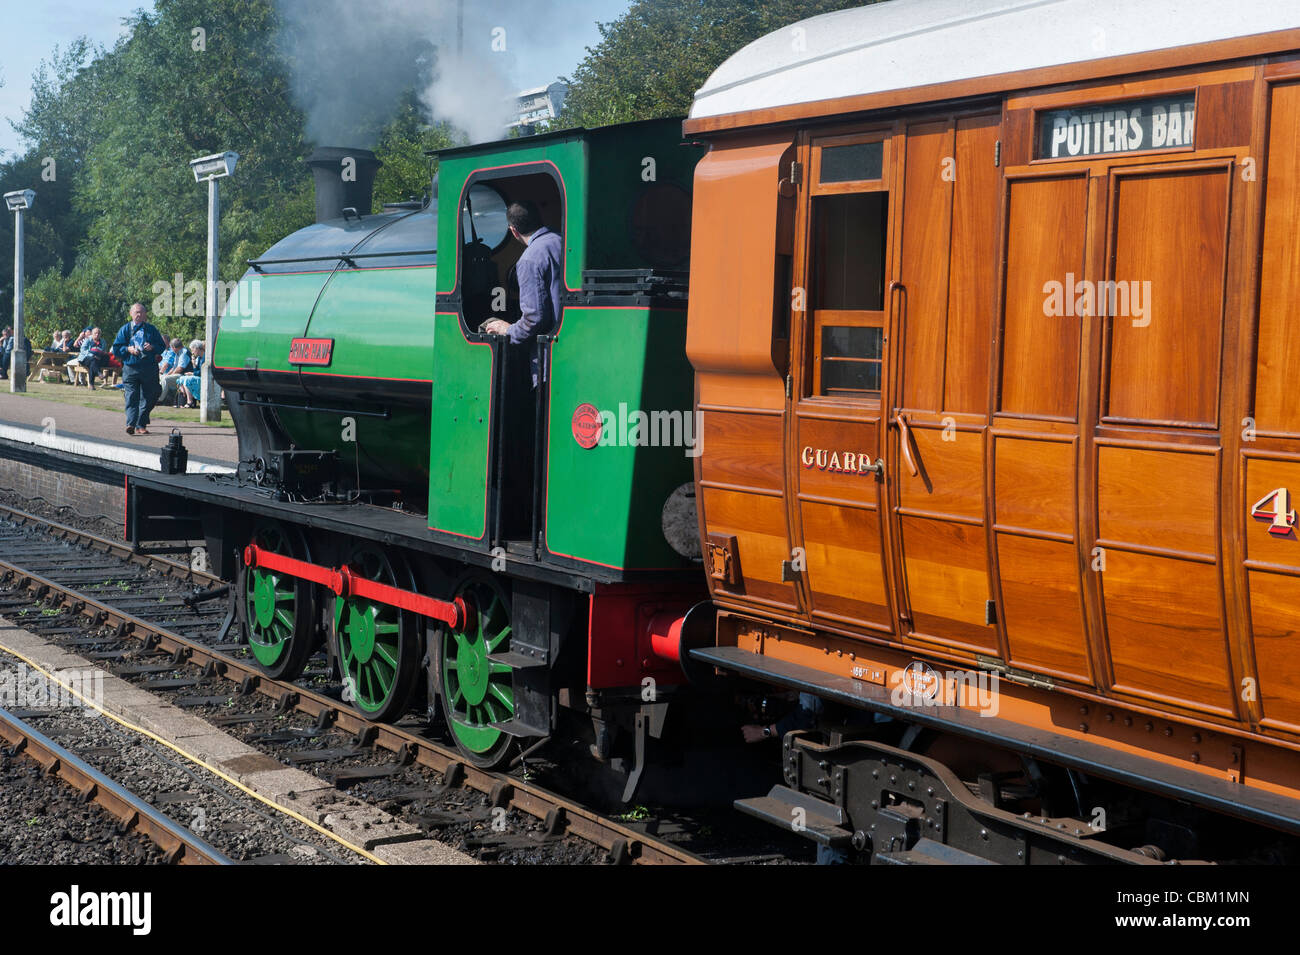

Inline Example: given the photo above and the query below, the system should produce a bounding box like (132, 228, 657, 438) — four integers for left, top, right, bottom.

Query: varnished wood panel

(800, 502, 892, 628)
(1097, 445, 1218, 558)
(686, 137, 793, 411)
(997, 534, 1091, 682)
(1253, 81, 1300, 435)
(993, 436, 1075, 537)
(795, 415, 880, 506)
(999, 175, 1088, 418)
(699, 409, 784, 492)
(898, 425, 985, 521)
(900, 516, 997, 653)
(1246, 568, 1300, 733)
(1005, 65, 1256, 112)
(1195, 80, 1255, 149)
(1106, 166, 1229, 427)
(700, 486, 797, 608)
(1001, 108, 1033, 168)
(944, 114, 1001, 415)
(1102, 551, 1236, 716)
(899, 120, 954, 413)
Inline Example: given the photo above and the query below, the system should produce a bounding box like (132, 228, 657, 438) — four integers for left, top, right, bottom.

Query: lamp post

(188, 151, 238, 423)
(4, 190, 35, 393)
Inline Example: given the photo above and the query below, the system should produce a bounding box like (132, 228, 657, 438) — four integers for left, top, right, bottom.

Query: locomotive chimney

(305, 147, 382, 223)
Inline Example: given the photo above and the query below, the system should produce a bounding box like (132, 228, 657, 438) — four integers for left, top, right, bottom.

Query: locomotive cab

(456, 171, 565, 546)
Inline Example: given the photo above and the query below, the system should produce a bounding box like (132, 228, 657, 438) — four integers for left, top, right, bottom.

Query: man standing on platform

(111, 303, 167, 435)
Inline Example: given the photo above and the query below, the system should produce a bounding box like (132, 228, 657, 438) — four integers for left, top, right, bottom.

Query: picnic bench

(27, 348, 121, 387)
(70, 359, 122, 388)
(27, 349, 73, 383)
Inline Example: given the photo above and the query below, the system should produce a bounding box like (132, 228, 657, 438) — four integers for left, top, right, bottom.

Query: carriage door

(886, 115, 1002, 655)
(788, 129, 895, 635)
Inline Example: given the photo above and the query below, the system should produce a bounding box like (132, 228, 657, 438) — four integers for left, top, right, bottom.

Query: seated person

(74, 327, 110, 389)
(176, 340, 205, 408)
(49, 331, 66, 352)
(158, 338, 191, 405)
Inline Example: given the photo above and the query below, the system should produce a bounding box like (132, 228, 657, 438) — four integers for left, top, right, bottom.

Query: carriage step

(735, 785, 854, 848)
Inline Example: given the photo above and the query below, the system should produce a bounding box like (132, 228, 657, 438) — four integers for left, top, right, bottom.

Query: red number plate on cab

(288, 338, 333, 366)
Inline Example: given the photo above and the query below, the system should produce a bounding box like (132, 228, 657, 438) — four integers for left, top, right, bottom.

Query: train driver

(481, 200, 562, 384)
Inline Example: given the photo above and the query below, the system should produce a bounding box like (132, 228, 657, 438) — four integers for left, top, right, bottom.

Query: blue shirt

(161, 349, 191, 374)
(111, 320, 167, 368)
(507, 226, 563, 344)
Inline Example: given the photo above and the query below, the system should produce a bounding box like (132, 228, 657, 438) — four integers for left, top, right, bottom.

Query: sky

(0, 0, 632, 159)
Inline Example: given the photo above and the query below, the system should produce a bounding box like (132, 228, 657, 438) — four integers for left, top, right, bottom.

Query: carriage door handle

(894, 413, 919, 477)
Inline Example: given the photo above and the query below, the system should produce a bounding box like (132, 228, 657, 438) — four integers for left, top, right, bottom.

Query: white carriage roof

(689, 0, 1299, 120)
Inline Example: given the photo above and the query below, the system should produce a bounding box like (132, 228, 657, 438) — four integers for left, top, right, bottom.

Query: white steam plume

(276, 0, 565, 146)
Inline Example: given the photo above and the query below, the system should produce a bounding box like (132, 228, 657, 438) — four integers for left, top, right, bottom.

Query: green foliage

(371, 92, 457, 208)
(558, 0, 876, 128)
(23, 267, 123, 346)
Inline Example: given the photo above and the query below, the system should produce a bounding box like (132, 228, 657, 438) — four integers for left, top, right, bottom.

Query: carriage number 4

(1251, 487, 1297, 536)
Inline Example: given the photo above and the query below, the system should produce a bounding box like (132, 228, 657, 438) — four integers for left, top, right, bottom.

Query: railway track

(0, 702, 232, 865)
(0, 503, 708, 865)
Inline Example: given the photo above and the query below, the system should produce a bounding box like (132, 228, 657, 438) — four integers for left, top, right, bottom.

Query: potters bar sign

(1038, 95, 1195, 159)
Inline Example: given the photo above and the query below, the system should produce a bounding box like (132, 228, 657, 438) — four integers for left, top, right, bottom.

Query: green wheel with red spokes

(239, 522, 319, 681)
(333, 546, 421, 723)
(438, 577, 517, 768)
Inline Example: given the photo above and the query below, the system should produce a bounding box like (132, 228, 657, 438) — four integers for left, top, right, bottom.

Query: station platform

(0, 392, 236, 473)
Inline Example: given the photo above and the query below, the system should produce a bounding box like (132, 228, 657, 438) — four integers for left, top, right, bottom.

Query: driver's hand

(482, 319, 511, 336)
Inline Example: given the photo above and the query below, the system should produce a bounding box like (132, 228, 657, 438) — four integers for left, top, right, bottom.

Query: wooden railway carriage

(686, 0, 1300, 861)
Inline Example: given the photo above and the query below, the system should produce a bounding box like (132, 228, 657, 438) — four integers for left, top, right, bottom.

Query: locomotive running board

(693, 645, 1300, 838)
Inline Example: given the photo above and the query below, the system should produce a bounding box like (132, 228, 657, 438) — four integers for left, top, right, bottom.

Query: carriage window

(810, 191, 888, 399)
(820, 142, 884, 184)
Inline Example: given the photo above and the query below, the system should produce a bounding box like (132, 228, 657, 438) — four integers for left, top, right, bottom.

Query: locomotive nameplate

(1037, 94, 1195, 159)
(288, 337, 334, 366)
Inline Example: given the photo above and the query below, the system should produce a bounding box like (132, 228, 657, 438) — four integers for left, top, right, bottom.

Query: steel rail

(0, 502, 220, 589)
(0, 545, 704, 865)
(0, 703, 233, 865)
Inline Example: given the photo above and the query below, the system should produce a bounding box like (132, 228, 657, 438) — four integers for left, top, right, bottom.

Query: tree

(558, 0, 875, 128)
(371, 91, 457, 208)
